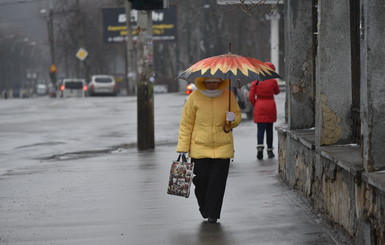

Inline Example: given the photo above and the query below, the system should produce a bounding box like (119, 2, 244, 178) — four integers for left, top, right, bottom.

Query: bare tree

(47, 0, 282, 92)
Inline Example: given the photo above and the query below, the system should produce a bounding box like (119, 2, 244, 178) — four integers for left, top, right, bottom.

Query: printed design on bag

(167, 160, 194, 198)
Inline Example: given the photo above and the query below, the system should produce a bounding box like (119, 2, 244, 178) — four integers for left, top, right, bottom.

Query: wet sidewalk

(0, 93, 352, 244)
(0, 121, 351, 244)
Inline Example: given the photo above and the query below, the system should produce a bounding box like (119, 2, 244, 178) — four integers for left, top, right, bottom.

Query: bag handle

(177, 153, 188, 163)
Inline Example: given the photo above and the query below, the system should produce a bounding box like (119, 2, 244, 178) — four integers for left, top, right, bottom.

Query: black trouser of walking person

(192, 158, 230, 220)
(257, 122, 274, 148)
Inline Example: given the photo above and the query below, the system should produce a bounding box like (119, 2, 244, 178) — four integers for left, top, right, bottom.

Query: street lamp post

(40, 8, 55, 65)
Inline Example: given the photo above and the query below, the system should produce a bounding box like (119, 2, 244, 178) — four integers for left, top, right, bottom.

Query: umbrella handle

(228, 78, 231, 111)
(223, 78, 232, 133)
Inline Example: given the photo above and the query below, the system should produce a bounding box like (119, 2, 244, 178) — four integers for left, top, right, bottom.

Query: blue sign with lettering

(102, 5, 176, 43)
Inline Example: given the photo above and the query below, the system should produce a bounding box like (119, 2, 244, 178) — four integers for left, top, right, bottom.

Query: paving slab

(0, 125, 351, 244)
(0, 93, 352, 244)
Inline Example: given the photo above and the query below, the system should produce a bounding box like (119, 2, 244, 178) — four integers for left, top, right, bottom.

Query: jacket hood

(194, 77, 230, 91)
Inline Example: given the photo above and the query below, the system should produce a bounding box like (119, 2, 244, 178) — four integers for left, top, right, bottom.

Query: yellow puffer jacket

(177, 78, 242, 159)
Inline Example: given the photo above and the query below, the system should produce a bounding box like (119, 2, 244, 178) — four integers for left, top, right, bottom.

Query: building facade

(278, 0, 385, 243)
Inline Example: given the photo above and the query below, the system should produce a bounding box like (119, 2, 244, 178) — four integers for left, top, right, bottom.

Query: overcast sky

(0, 0, 49, 45)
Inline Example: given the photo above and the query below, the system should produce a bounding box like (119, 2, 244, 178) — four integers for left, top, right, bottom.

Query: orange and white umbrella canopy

(178, 52, 281, 86)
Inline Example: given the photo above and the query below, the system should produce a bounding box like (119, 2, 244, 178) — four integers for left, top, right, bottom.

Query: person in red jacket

(248, 62, 280, 159)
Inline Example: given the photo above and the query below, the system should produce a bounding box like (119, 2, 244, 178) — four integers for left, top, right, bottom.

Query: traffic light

(128, 0, 169, 10)
(49, 64, 57, 85)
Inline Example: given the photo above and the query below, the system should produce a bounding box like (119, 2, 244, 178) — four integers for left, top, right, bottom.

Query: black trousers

(257, 122, 274, 149)
(191, 158, 230, 219)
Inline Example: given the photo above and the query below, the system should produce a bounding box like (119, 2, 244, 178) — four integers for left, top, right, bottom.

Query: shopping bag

(167, 154, 194, 198)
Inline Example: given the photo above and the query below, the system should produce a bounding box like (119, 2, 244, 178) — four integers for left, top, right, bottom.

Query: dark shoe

(257, 151, 263, 160)
(267, 149, 275, 158)
(257, 145, 264, 160)
(208, 217, 217, 223)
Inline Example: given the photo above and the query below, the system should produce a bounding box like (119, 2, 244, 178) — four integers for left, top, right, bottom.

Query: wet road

(0, 93, 351, 244)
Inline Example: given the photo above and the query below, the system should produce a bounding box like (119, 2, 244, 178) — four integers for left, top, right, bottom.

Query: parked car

(154, 84, 168, 93)
(88, 75, 118, 96)
(184, 83, 196, 103)
(36, 84, 48, 96)
(59, 78, 87, 98)
(185, 83, 196, 95)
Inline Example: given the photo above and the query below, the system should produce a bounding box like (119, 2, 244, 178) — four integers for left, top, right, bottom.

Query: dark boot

(267, 148, 275, 158)
(208, 217, 217, 223)
(257, 145, 264, 160)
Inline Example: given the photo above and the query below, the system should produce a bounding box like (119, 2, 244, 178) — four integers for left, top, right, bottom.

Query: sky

(0, 0, 49, 46)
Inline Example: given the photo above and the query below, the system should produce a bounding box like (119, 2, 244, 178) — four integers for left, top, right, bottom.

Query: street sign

(217, 0, 282, 4)
(76, 48, 88, 61)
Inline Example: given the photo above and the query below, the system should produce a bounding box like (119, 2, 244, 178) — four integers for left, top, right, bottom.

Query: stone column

(284, 0, 314, 129)
(269, 10, 280, 74)
(361, 0, 385, 172)
(315, 0, 352, 146)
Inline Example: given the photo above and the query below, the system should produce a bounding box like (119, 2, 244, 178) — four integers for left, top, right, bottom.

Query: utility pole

(267, 9, 280, 75)
(125, 1, 134, 95)
(128, 0, 168, 150)
(136, 11, 155, 150)
(48, 9, 55, 66)
(76, 0, 88, 80)
(41, 2, 57, 91)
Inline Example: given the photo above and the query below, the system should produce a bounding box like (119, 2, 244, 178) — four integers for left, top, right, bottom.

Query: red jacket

(248, 79, 280, 123)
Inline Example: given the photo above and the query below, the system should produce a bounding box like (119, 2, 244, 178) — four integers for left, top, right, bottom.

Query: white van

(59, 79, 87, 98)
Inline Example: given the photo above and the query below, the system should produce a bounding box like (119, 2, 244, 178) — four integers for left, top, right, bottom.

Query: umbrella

(178, 47, 281, 132)
(178, 53, 281, 88)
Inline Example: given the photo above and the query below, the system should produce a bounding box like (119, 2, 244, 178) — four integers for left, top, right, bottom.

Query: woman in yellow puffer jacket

(177, 77, 241, 223)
